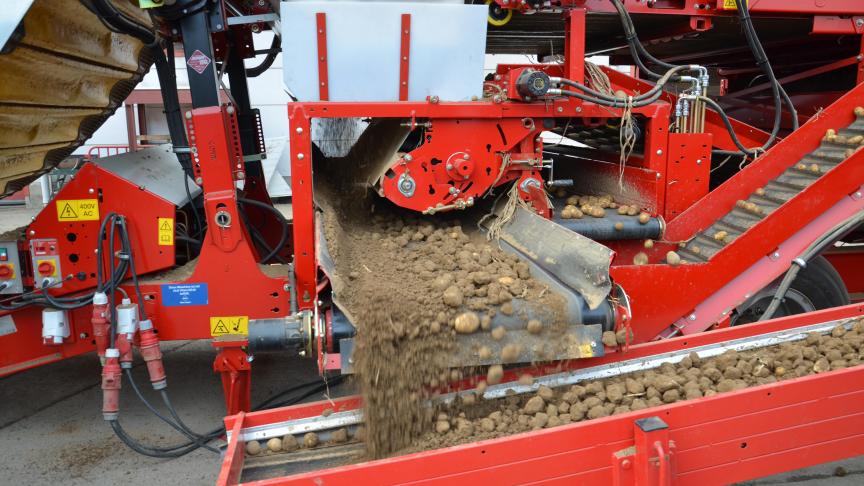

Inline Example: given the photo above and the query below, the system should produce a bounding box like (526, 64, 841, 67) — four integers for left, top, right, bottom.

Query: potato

(633, 252, 649, 265)
(266, 437, 283, 452)
(454, 312, 480, 333)
(666, 251, 681, 266)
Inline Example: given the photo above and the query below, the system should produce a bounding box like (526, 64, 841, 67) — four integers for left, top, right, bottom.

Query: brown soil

(315, 160, 566, 459)
(397, 320, 864, 453)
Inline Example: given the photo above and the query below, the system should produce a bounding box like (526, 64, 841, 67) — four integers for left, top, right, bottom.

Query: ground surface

(1, 206, 862, 485)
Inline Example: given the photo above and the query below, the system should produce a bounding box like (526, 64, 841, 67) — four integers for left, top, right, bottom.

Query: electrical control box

(0, 241, 23, 294)
(29, 238, 62, 289)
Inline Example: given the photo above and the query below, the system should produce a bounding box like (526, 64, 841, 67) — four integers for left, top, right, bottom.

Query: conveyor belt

(678, 114, 864, 263)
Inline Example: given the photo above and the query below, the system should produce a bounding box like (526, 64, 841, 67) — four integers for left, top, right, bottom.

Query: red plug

(116, 333, 133, 369)
(138, 319, 166, 390)
(91, 293, 110, 362)
(101, 348, 122, 420)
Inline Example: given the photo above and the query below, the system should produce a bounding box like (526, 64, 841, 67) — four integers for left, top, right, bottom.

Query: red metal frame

(217, 303, 864, 485)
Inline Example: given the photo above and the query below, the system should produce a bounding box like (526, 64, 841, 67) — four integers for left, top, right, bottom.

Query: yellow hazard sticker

(721, 0, 745, 10)
(158, 217, 174, 246)
(580, 343, 595, 357)
(210, 316, 249, 336)
(56, 199, 99, 222)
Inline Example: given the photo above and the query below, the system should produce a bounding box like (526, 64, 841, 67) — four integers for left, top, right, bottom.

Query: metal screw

(696, 159, 702, 165)
(656, 149, 664, 155)
(297, 153, 305, 160)
(195, 177, 203, 185)
(575, 106, 582, 113)
(622, 459, 631, 469)
(494, 74, 502, 81)
(283, 284, 290, 291)
(185, 111, 193, 119)
(590, 342, 597, 348)
(216, 23, 223, 30)
(446, 163, 453, 170)
(88, 188, 95, 194)
(247, 355, 254, 363)
(556, 106, 563, 113)
(296, 127, 303, 134)
(29, 230, 35, 236)
(857, 18, 864, 27)
(430, 95, 440, 104)
(688, 314, 697, 321)
(463, 154, 470, 160)
(226, 105, 235, 114)
(404, 154, 413, 162)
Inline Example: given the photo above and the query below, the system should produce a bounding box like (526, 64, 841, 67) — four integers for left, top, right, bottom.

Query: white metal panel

(281, 1, 487, 101)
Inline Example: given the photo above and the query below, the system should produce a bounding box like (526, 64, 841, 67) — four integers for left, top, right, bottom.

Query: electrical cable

(124, 369, 220, 453)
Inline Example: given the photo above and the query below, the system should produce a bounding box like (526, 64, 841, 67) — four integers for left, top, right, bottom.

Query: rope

(619, 95, 636, 190)
(480, 183, 534, 242)
(586, 62, 635, 191)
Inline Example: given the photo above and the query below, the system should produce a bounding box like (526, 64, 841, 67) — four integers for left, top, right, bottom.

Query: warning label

(158, 217, 174, 246)
(721, 0, 745, 9)
(187, 49, 212, 74)
(210, 316, 249, 336)
(56, 199, 99, 221)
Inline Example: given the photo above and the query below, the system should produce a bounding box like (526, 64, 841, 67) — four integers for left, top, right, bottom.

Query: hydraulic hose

(758, 210, 864, 321)
(238, 198, 289, 264)
(553, 64, 691, 104)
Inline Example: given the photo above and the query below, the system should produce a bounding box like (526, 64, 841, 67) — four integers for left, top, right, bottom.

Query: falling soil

(315, 156, 566, 459)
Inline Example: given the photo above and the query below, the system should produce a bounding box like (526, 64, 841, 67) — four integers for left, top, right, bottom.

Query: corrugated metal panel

(0, 0, 154, 196)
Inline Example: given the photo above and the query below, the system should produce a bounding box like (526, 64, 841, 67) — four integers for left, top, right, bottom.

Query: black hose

(246, 35, 280, 78)
(238, 198, 289, 264)
(556, 64, 689, 103)
(607, 0, 673, 80)
(557, 87, 664, 108)
(124, 369, 220, 453)
(90, 0, 156, 45)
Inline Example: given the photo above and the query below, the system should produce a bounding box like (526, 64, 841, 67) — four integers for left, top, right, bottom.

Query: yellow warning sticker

(158, 218, 174, 246)
(210, 316, 249, 336)
(56, 199, 99, 221)
(721, 0, 745, 10)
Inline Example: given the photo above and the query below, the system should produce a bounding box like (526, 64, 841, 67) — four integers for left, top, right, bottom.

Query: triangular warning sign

(59, 203, 78, 219)
(212, 320, 229, 334)
(160, 220, 172, 230)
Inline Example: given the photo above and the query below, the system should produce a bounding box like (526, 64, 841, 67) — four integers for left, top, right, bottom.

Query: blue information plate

(161, 283, 209, 307)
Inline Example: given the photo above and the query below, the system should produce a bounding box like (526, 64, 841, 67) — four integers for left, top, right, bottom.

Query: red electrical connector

(101, 348, 121, 420)
(138, 319, 166, 389)
(91, 293, 110, 362)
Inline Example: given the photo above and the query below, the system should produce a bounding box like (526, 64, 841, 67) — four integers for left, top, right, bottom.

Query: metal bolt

(236, 172, 245, 180)
(216, 23, 223, 30)
(575, 106, 582, 113)
(404, 154, 413, 162)
(556, 106, 564, 113)
(590, 341, 597, 348)
(463, 154, 470, 160)
(29, 230, 35, 236)
(247, 355, 254, 363)
(283, 284, 290, 291)
(494, 74, 502, 81)
(688, 314, 697, 321)
(226, 105, 235, 114)
(853, 191, 862, 200)
(430, 95, 440, 104)
(622, 459, 631, 469)
(295, 127, 304, 134)
(195, 177, 203, 185)
(656, 149, 664, 155)
(771, 251, 780, 260)
(185, 111, 193, 119)
(696, 159, 702, 165)
(88, 188, 95, 194)
(857, 18, 864, 27)
(656, 173, 661, 180)
(446, 163, 453, 170)
(297, 153, 305, 160)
